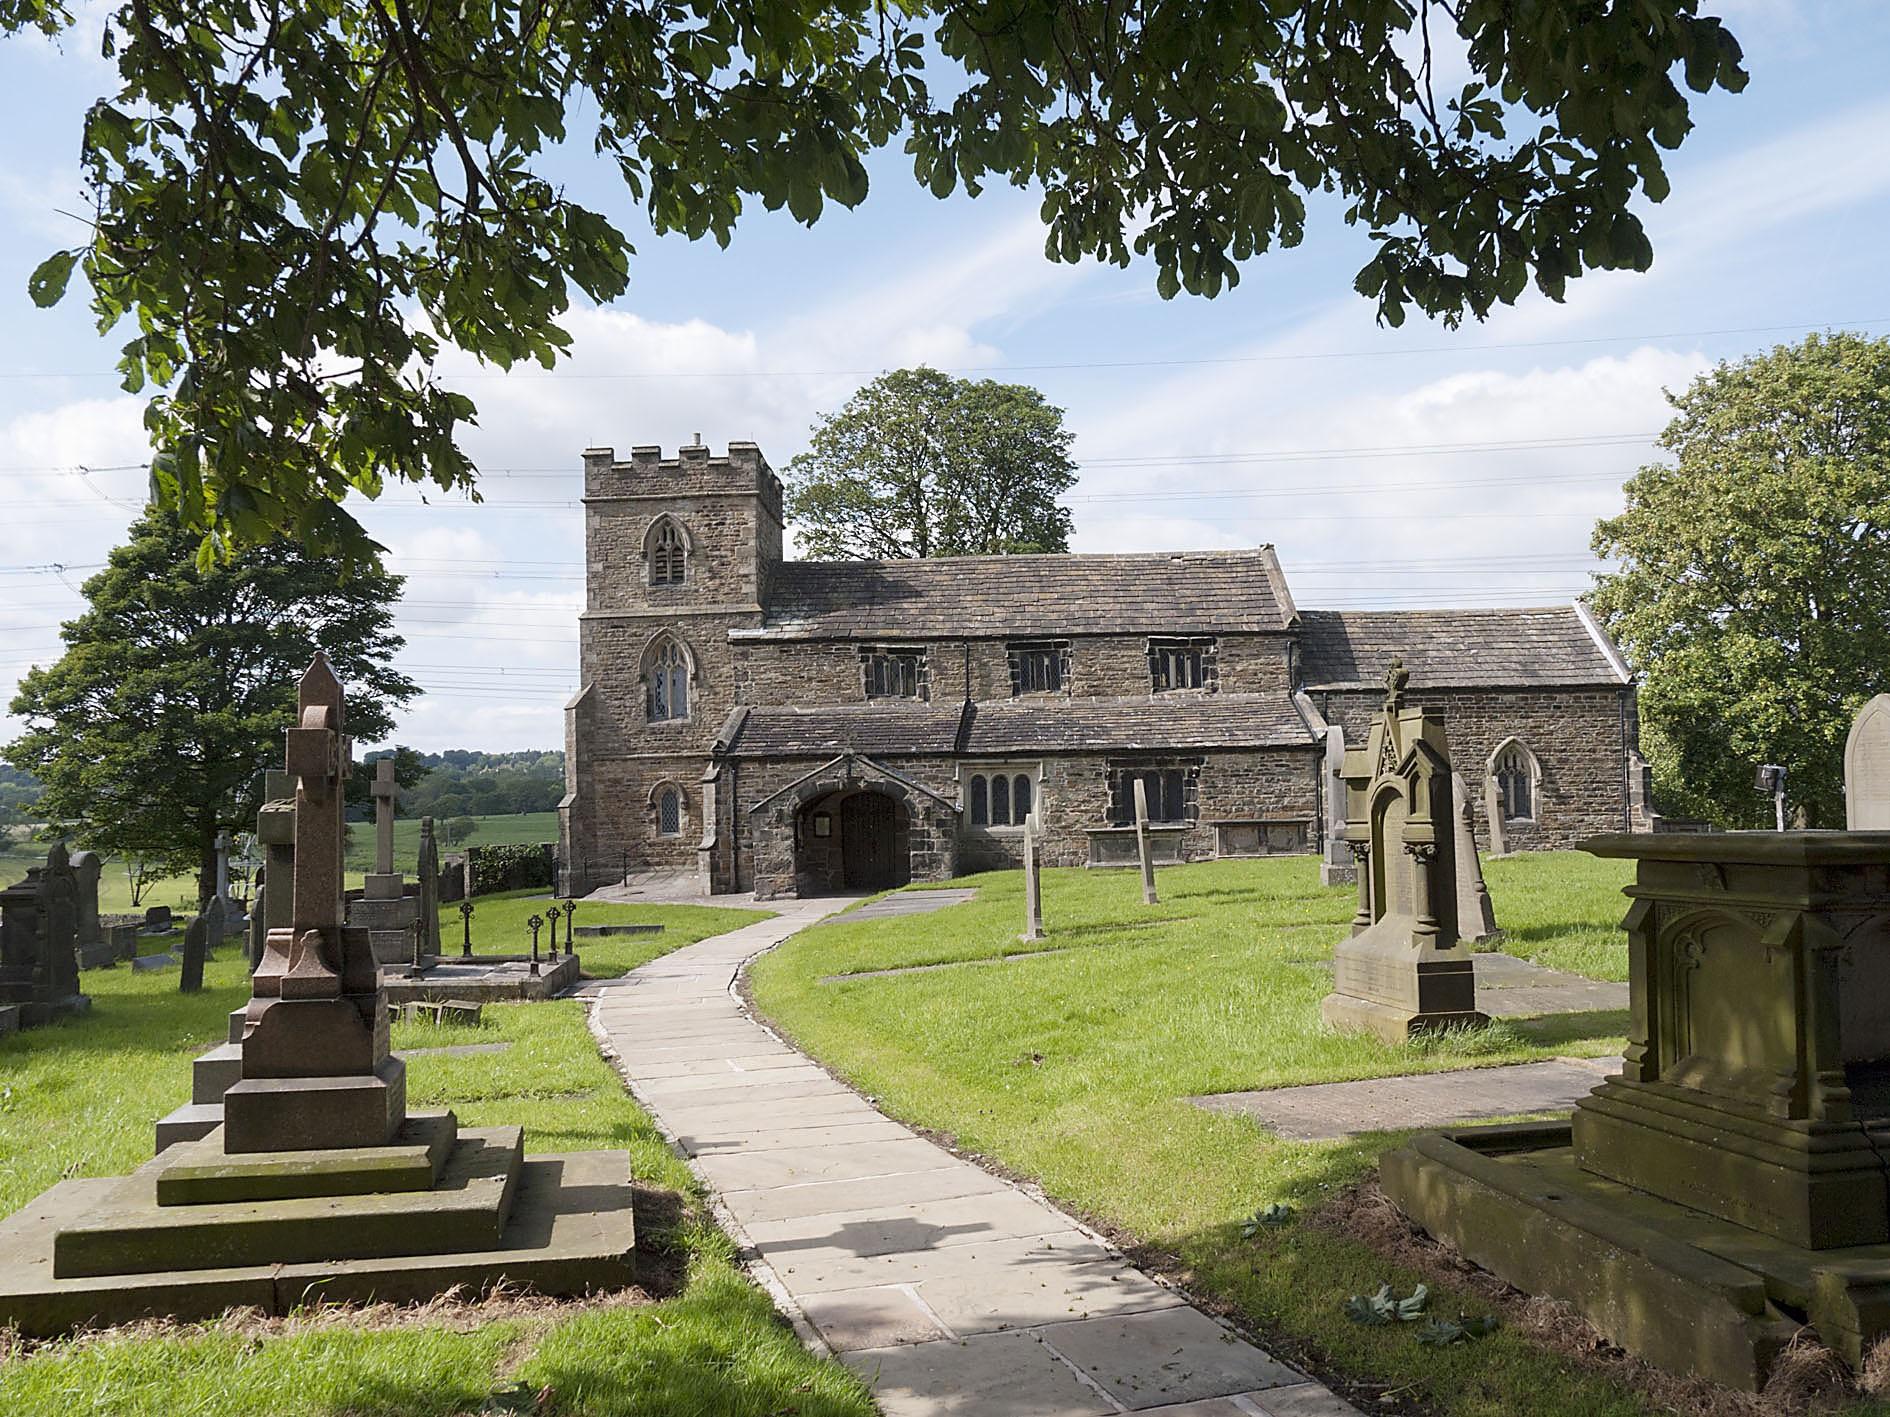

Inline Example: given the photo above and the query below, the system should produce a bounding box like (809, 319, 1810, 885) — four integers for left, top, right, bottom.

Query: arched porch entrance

(798, 788, 912, 894)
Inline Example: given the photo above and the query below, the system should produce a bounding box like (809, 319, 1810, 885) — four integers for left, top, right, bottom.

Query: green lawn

(0, 930, 871, 1416)
(439, 888, 769, 979)
(748, 853, 1664, 1417)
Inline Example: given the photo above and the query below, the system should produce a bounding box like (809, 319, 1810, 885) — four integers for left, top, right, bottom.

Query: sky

(0, 1, 1885, 754)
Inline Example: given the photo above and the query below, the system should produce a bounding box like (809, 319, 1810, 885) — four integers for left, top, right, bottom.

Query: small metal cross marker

(527, 914, 543, 977)
(562, 899, 576, 954)
(459, 899, 474, 957)
(547, 904, 561, 955)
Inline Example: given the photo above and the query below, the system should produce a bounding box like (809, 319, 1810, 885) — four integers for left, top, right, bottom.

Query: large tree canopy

(788, 366, 1076, 558)
(9, 0, 1745, 559)
(6, 510, 418, 900)
(1590, 331, 1890, 829)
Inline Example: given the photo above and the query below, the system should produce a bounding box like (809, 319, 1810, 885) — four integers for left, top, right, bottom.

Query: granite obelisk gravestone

(1845, 694, 1890, 829)
(1133, 778, 1158, 906)
(417, 816, 443, 959)
(1022, 812, 1044, 942)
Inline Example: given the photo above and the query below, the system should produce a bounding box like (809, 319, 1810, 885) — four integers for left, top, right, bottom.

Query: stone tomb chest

(1382, 831, 1890, 1390)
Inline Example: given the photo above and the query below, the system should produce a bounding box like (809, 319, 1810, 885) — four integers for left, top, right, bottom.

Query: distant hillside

(399, 750, 564, 818)
(0, 764, 41, 826)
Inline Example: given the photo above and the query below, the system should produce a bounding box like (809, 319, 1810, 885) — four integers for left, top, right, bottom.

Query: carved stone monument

(1133, 778, 1159, 906)
(0, 655, 639, 1335)
(1321, 662, 1487, 1043)
(68, 850, 120, 970)
(1482, 775, 1508, 857)
(416, 817, 443, 960)
(1319, 726, 1355, 886)
(1845, 694, 1890, 829)
(1382, 829, 1890, 1391)
(0, 844, 91, 1027)
(1451, 772, 1501, 944)
(346, 757, 423, 965)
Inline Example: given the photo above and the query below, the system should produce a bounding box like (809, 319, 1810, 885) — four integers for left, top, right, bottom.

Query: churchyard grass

(342, 809, 561, 874)
(442, 888, 770, 978)
(0, 938, 872, 1416)
(749, 853, 1653, 1417)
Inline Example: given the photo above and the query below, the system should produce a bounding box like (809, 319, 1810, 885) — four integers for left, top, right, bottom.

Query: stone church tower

(561, 440, 783, 891)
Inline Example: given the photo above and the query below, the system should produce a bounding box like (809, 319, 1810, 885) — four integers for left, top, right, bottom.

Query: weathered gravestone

(68, 850, 118, 970)
(1451, 772, 1500, 944)
(1321, 662, 1487, 1044)
(0, 653, 639, 1335)
(0, 845, 91, 1027)
(1845, 694, 1890, 829)
(346, 757, 423, 965)
(416, 817, 443, 960)
(1319, 726, 1355, 886)
(1021, 812, 1044, 942)
(178, 912, 209, 994)
(1482, 775, 1508, 857)
(1133, 778, 1159, 906)
(1382, 828, 1890, 1391)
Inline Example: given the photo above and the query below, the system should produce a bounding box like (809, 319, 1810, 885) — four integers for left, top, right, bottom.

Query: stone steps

(191, 1042, 244, 1105)
(154, 1103, 223, 1154)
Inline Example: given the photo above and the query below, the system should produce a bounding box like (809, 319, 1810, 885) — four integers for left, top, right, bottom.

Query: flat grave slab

(1192, 1055, 1623, 1141)
(841, 889, 979, 923)
(1471, 952, 1627, 1017)
(380, 953, 579, 1005)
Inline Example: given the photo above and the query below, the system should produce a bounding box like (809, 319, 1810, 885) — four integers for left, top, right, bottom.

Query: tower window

(647, 638, 690, 722)
(649, 519, 687, 586)
(656, 786, 683, 837)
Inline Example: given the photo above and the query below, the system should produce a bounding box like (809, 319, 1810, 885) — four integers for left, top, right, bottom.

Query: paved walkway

(585, 898, 1359, 1417)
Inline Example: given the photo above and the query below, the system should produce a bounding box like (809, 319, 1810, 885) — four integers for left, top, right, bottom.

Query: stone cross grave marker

(213, 827, 233, 909)
(1022, 812, 1044, 942)
(1846, 694, 1890, 829)
(1133, 778, 1158, 905)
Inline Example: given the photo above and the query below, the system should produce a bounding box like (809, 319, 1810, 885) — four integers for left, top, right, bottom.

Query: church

(561, 441, 1650, 899)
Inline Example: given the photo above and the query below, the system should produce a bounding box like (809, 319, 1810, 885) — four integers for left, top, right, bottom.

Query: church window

(1493, 741, 1539, 821)
(963, 766, 1042, 830)
(655, 786, 683, 837)
(1148, 637, 1215, 692)
(649, 519, 687, 586)
(1108, 765, 1191, 825)
(646, 638, 690, 722)
(861, 645, 927, 699)
(1008, 641, 1069, 694)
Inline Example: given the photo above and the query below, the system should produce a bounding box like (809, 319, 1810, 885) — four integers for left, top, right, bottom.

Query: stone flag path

(584, 898, 1359, 1417)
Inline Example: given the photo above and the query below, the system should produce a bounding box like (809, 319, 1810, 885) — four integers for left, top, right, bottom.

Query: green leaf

(27, 249, 77, 308)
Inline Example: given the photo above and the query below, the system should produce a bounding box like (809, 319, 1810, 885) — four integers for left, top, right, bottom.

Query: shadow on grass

(1505, 1010, 1630, 1049)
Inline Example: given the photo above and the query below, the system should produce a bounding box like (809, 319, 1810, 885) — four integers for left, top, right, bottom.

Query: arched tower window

(648, 517, 689, 586)
(1491, 740, 1540, 822)
(645, 636, 691, 722)
(654, 784, 684, 837)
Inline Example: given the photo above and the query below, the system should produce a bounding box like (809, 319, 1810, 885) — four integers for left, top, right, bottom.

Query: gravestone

(346, 758, 422, 966)
(1321, 661, 1487, 1044)
(213, 828, 233, 912)
(1021, 813, 1044, 942)
(142, 904, 172, 933)
(0, 844, 91, 1027)
(1382, 829, 1890, 1391)
(178, 912, 208, 994)
(416, 817, 443, 959)
(365, 758, 402, 898)
(1482, 775, 1508, 857)
(1133, 779, 1158, 906)
(69, 850, 118, 970)
(1451, 773, 1500, 944)
(255, 769, 296, 970)
(0, 653, 640, 1336)
(1319, 726, 1356, 886)
(1845, 694, 1890, 829)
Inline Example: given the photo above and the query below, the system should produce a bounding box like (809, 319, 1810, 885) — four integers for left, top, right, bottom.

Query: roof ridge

(785, 547, 1278, 570)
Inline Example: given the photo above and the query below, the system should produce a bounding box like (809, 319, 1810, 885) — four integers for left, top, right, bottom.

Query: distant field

(2, 811, 563, 915)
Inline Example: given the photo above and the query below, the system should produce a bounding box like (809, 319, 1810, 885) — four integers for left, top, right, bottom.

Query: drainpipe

(1618, 689, 1631, 832)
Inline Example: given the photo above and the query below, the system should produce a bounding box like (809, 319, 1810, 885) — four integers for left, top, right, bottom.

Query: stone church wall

(1312, 685, 1637, 851)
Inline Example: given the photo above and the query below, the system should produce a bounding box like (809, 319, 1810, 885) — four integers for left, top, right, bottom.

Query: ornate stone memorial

(1382, 829, 1890, 1390)
(1319, 725, 1355, 886)
(0, 656, 638, 1335)
(1321, 663, 1487, 1043)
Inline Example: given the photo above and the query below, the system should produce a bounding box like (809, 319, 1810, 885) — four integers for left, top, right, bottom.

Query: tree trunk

(197, 820, 218, 910)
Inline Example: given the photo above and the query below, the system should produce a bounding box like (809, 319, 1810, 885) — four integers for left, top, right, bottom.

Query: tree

(444, 816, 478, 847)
(6, 510, 418, 902)
(8, 0, 1744, 558)
(789, 367, 1077, 558)
(1590, 332, 1890, 829)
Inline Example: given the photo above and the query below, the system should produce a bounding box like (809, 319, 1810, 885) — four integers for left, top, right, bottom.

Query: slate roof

(1297, 607, 1630, 690)
(743, 550, 1296, 640)
(724, 694, 1316, 758)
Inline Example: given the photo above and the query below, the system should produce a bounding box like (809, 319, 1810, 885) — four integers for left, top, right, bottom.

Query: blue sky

(0, 0, 1886, 753)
